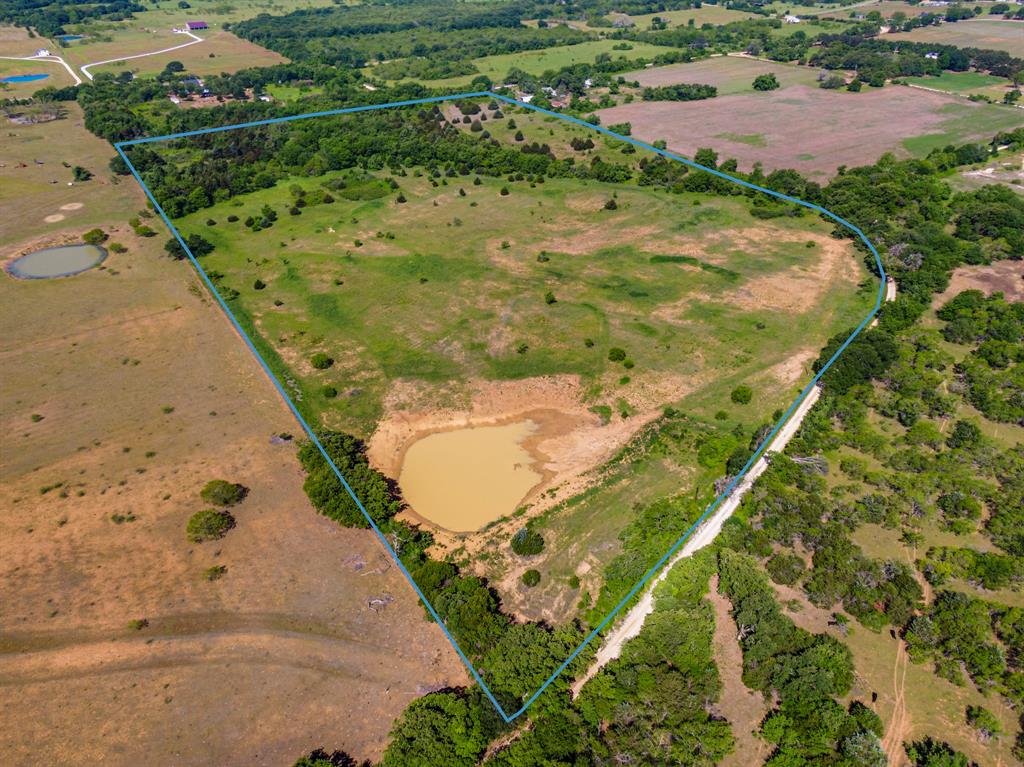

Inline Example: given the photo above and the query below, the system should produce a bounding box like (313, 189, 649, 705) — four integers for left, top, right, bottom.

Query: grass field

(0, 59, 75, 99)
(408, 39, 681, 90)
(905, 70, 1016, 103)
(625, 6, 760, 28)
(887, 18, 1024, 57)
(623, 54, 823, 95)
(164, 102, 873, 622)
(82, 28, 286, 78)
(599, 69, 1024, 177)
(0, 88, 463, 766)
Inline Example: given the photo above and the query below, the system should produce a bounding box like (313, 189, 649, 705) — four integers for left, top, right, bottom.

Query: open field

(410, 39, 680, 89)
(904, 69, 1014, 100)
(949, 150, 1024, 194)
(164, 103, 873, 622)
(625, 6, 760, 28)
(599, 82, 1024, 178)
(0, 59, 75, 99)
(83, 28, 286, 78)
(128, 0, 340, 27)
(887, 18, 1024, 57)
(622, 54, 823, 95)
(0, 101, 464, 766)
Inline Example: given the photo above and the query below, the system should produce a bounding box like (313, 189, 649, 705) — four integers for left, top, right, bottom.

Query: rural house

(186, 20, 208, 30)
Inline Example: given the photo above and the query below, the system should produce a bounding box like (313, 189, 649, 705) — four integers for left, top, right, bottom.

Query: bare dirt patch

(597, 85, 995, 178)
(368, 376, 661, 545)
(709, 575, 770, 767)
(723, 230, 858, 312)
(932, 259, 1024, 307)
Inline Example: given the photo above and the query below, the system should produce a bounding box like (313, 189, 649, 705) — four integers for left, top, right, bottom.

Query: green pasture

(395, 39, 680, 90)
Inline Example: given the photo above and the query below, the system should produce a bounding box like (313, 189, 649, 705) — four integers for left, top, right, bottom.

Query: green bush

(522, 569, 541, 587)
(511, 528, 545, 556)
(82, 228, 107, 245)
(311, 352, 334, 370)
(199, 479, 246, 506)
(752, 73, 780, 91)
(730, 385, 753, 404)
(203, 565, 227, 581)
(186, 509, 235, 542)
(322, 385, 338, 399)
(608, 347, 627, 362)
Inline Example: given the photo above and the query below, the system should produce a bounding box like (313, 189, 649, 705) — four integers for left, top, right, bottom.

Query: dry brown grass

(0, 114, 465, 766)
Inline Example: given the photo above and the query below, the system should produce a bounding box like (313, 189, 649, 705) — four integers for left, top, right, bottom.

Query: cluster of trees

(718, 549, 887, 765)
(812, 32, 1024, 82)
(641, 82, 717, 101)
(0, 0, 144, 38)
(232, 0, 588, 70)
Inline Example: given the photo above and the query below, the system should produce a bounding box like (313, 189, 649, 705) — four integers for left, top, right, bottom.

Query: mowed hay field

(599, 79, 1024, 178)
(0, 109, 465, 765)
(887, 18, 1024, 57)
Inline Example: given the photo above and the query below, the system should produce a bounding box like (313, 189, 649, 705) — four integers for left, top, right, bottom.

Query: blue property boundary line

(116, 91, 887, 723)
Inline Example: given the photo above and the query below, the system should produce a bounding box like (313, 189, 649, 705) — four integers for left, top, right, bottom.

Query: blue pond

(59, 34, 84, 41)
(1, 73, 49, 83)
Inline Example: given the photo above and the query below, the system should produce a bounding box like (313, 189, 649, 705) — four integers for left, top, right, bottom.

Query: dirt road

(571, 384, 821, 696)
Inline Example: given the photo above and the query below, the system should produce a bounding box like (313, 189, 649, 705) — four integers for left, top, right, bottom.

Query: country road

(80, 29, 203, 80)
(0, 53, 82, 85)
(571, 278, 894, 697)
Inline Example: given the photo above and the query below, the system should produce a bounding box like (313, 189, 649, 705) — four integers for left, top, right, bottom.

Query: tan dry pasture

(599, 83, 1024, 178)
(0, 112, 465, 766)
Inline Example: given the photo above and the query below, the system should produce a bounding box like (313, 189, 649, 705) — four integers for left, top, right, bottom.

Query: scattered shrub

(511, 528, 545, 556)
(199, 479, 246, 506)
(522, 569, 541, 587)
(608, 347, 627, 362)
(311, 352, 334, 370)
(186, 509, 235, 542)
(82, 228, 107, 245)
(322, 385, 338, 399)
(203, 565, 227, 581)
(730, 385, 753, 404)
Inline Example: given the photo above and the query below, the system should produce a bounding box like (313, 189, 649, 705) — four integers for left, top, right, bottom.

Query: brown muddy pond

(398, 420, 542, 532)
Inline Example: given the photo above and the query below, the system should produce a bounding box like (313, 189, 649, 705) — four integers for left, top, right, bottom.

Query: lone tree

(752, 73, 781, 91)
(200, 479, 246, 506)
(521, 569, 541, 587)
(186, 509, 235, 542)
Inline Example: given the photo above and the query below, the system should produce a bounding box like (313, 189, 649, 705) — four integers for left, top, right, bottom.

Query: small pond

(7, 244, 107, 279)
(1, 73, 49, 83)
(58, 35, 84, 41)
(399, 420, 542, 532)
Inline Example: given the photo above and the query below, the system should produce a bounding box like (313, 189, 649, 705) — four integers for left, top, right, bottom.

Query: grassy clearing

(0, 103, 139, 245)
(408, 39, 680, 90)
(72, 29, 286, 78)
(901, 99, 1024, 156)
(626, 6, 760, 28)
(888, 18, 1024, 57)
(168, 106, 873, 623)
(624, 55, 823, 95)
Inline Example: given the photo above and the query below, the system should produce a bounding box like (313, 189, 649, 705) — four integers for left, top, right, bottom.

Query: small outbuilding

(186, 20, 208, 30)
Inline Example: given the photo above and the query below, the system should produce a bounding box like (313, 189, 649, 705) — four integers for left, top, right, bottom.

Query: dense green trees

(297, 432, 401, 528)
